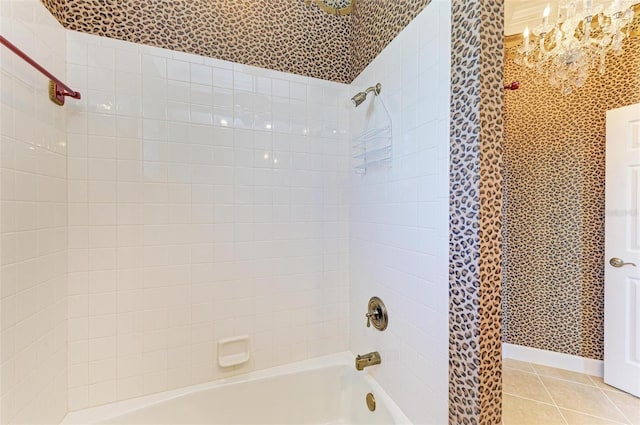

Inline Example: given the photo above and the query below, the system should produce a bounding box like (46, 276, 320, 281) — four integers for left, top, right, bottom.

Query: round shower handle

(365, 296, 388, 331)
(609, 257, 636, 268)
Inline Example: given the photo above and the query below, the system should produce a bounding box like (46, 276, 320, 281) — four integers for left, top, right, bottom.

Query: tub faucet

(355, 351, 381, 371)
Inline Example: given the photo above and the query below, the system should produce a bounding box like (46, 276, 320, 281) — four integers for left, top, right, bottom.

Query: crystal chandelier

(515, 0, 636, 94)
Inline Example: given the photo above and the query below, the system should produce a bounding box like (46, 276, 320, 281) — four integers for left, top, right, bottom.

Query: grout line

(502, 392, 558, 408)
(555, 405, 571, 425)
(601, 387, 638, 397)
(534, 371, 600, 389)
(535, 370, 559, 405)
(589, 375, 630, 396)
(600, 388, 634, 425)
(588, 374, 605, 388)
(558, 406, 630, 425)
(535, 372, 569, 425)
(534, 361, 635, 425)
(506, 360, 640, 425)
(504, 366, 537, 375)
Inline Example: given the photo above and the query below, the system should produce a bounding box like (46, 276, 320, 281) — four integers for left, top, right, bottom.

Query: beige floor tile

(504, 358, 536, 373)
(603, 390, 640, 424)
(589, 376, 630, 393)
(503, 394, 566, 425)
(560, 409, 628, 425)
(541, 377, 629, 423)
(532, 364, 597, 386)
(503, 368, 554, 404)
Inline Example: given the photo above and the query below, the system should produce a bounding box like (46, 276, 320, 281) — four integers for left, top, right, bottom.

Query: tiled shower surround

(65, 31, 351, 410)
(0, 2, 68, 424)
(349, 3, 451, 424)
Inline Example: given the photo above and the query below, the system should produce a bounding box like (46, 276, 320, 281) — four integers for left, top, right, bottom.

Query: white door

(604, 102, 640, 396)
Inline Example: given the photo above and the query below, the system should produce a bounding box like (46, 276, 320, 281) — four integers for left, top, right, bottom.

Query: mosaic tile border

(449, 0, 504, 423)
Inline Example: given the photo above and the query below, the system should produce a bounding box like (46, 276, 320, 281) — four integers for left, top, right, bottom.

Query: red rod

(0, 35, 81, 100)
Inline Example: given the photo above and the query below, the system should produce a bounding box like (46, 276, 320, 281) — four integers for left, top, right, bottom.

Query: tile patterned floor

(503, 358, 640, 425)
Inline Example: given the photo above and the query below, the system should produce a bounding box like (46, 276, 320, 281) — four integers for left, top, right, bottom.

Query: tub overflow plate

(366, 393, 376, 412)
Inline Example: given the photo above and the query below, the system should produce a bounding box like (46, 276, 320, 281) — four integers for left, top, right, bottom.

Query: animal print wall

(40, 0, 350, 81)
(39, 0, 430, 83)
(503, 24, 640, 360)
(449, 0, 504, 423)
(349, 0, 431, 78)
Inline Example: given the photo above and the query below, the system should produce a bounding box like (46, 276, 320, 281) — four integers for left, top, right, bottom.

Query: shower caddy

(352, 86, 392, 173)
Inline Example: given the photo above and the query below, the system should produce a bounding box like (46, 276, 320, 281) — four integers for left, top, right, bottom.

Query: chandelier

(515, 0, 636, 94)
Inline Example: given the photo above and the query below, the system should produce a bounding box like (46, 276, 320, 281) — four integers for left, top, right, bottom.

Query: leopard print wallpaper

(449, 0, 504, 424)
(40, 0, 351, 81)
(503, 24, 640, 360)
(39, 0, 430, 83)
(349, 0, 431, 78)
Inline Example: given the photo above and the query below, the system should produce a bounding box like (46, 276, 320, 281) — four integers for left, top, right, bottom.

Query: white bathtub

(61, 352, 411, 425)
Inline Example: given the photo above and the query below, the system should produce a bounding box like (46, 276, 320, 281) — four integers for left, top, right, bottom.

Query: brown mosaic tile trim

(502, 25, 640, 360)
(477, 0, 505, 422)
(449, 0, 504, 423)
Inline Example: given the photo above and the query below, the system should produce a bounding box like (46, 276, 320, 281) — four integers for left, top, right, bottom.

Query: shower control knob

(365, 312, 375, 328)
(609, 257, 637, 268)
(365, 297, 388, 331)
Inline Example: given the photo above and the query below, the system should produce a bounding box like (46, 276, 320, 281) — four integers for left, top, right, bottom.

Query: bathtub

(61, 352, 411, 425)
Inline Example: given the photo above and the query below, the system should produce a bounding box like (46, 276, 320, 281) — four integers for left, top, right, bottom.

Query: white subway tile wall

(0, 1, 68, 424)
(348, 3, 451, 424)
(65, 31, 351, 410)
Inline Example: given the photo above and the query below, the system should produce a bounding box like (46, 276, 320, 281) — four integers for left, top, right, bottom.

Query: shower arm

(364, 84, 381, 97)
(351, 83, 382, 107)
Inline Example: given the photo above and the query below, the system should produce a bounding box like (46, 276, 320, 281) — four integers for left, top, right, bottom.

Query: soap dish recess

(218, 335, 250, 367)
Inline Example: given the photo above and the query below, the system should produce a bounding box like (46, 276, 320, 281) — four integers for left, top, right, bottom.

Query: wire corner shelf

(352, 96, 392, 174)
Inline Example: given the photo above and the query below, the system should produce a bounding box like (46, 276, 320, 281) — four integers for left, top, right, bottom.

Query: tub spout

(355, 352, 381, 371)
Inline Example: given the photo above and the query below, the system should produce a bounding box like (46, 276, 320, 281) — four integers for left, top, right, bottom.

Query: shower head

(351, 91, 367, 107)
(351, 83, 382, 107)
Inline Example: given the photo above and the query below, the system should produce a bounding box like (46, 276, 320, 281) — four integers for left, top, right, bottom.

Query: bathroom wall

(40, 0, 434, 84)
(0, 1, 68, 423)
(349, 0, 431, 78)
(348, 2, 451, 423)
(40, 0, 351, 82)
(503, 30, 640, 360)
(448, 0, 504, 422)
(64, 30, 351, 410)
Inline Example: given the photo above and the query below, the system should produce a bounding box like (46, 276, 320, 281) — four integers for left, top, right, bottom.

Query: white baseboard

(502, 343, 603, 377)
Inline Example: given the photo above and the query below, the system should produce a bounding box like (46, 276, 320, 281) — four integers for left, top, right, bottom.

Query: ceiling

(504, 0, 617, 35)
